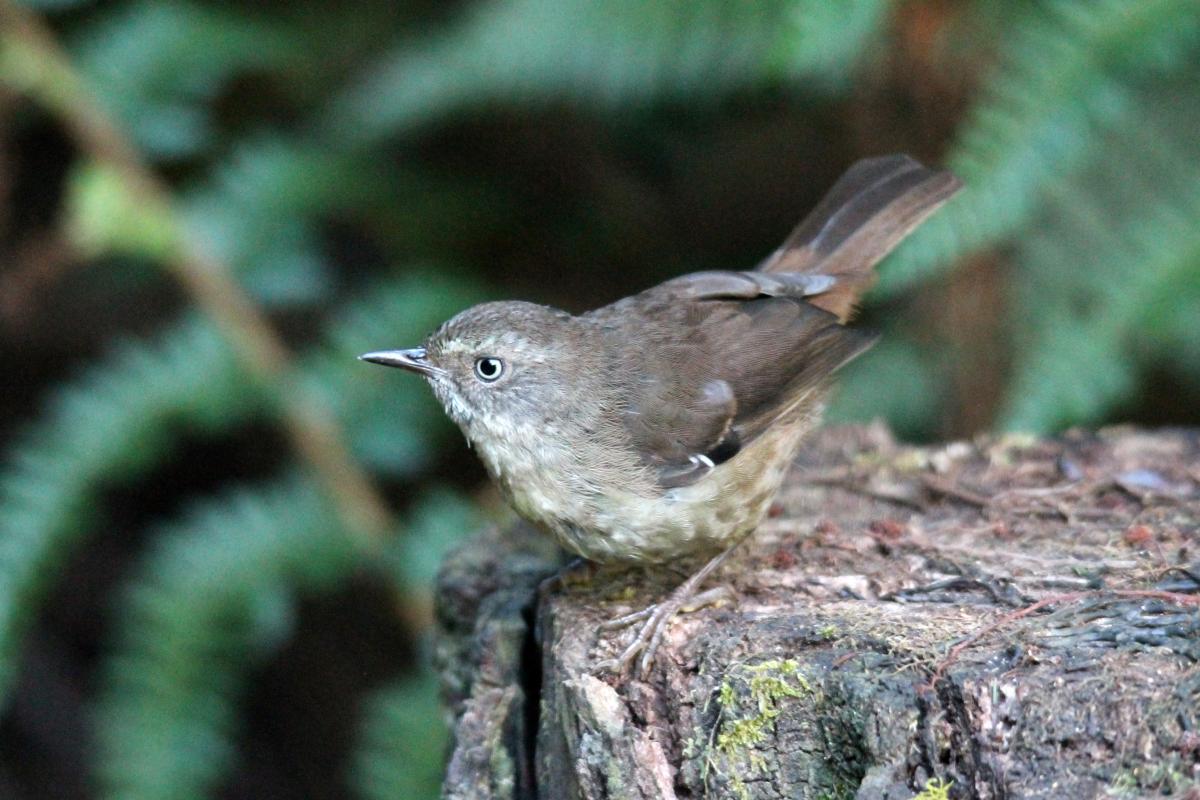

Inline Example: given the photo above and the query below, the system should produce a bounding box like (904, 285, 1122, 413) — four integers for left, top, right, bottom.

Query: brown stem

(0, 1, 392, 544)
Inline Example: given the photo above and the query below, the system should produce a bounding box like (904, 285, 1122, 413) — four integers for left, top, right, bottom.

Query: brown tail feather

(757, 154, 961, 322)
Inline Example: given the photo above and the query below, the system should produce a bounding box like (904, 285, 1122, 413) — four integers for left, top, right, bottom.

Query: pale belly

(559, 464, 788, 564)
(502, 418, 809, 565)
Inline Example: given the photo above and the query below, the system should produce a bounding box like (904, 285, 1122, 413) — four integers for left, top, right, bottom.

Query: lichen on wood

(436, 425, 1200, 799)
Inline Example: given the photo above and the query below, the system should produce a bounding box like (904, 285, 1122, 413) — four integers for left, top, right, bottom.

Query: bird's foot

(595, 543, 743, 678)
(595, 585, 734, 678)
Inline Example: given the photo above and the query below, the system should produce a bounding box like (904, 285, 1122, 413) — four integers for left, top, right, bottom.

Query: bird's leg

(596, 543, 741, 678)
(538, 556, 599, 596)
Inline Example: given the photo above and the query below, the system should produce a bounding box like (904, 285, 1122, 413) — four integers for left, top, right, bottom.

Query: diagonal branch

(0, 1, 391, 544)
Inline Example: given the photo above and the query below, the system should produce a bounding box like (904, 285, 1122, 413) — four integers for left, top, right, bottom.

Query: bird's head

(360, 300, 581, 438)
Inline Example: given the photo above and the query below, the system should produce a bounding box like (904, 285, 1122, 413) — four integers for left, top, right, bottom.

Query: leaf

(0, 272, 479, 709)
(328, 0, 889, 143)
(352, 673, 449, 800)
(0, 319, 258, 706)
(71, 0, 297, 158)
(94, 478, 364, 800)
(877, 0, 1200, 296)
(386, 487, 480, 593)
(999, 75, 1200, 432)
(181, 139, 386, 305)
(65, 160, 181, 260)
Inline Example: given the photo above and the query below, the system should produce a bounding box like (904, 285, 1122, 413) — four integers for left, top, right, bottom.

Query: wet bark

(435, 425, 1200, 800)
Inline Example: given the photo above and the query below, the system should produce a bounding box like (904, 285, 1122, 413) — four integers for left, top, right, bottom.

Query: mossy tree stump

(435, 425, 1200, 800)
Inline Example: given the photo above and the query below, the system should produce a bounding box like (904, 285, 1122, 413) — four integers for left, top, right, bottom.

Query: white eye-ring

(474, 356, 504, 382)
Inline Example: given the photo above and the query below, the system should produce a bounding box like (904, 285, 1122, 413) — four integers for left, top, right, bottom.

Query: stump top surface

(438, 425, 1200, 800)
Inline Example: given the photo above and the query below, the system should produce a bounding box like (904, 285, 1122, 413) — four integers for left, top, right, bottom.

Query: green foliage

(71, 0, 297, 158)
(95, 474, 476, 800)
(879, 0, 1200, 296)
(0, 271, 475, 709)
(66, 160, 182, 259)
(353, 674, 449, 800)
(329, 0, 889, 143)
(854, 0, 1200, 433)
(1001, 79, 1200, 431)
(0, 318, 257, 702)
(181, 140, 388, 304)
(383, 486, 481, 593)
(94, 477, 362, 800)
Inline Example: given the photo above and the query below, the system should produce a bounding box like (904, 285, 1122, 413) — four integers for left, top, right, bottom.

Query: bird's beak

(358, 348, 442, 378)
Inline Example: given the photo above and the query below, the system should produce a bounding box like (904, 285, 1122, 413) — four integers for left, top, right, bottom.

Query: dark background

(1, 1, 1198, 798)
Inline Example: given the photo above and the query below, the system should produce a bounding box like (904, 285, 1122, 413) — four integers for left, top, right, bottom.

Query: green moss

(700, 659, 817, 799)
(1107, 771, 1138, 797)
(1108, 763, 1196, 797)
(912, 777, 953, 800)
(715, 659, 812, 753)
(698, 658, 872, 799)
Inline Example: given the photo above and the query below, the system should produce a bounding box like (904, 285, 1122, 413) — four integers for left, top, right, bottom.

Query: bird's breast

(467, 411, 814, 565)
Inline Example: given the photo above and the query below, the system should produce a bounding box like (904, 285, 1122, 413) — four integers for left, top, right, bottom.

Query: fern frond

(329, 0, 889, 143)
(301, 272, 485, 475)
(0, 318, 256, 705)
(71, 0, 297, 158)
(381, 487, 481, 593)
(1000, 79, 1200, 432)
(94, 479, 476, 800)
(93, 477, 362, 800)
(878, 0, 1200, 296)
(826, 336, 948, 440)
(84, 270, 483, 797)
(0, 271, 477, 709)
(181, 139, 387, 304)
(352, 673, 448, 800)
(1144, 266, 1200, 384)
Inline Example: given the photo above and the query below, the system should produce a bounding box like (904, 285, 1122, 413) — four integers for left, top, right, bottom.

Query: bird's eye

(474, 356, 504, 382)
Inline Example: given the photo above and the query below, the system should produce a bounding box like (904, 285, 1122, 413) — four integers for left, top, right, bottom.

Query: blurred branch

(0, 232, 74, 328)
(0, 1, 391, 544)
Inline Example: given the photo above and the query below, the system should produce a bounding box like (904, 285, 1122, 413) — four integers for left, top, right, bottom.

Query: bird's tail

(757, 155, 961, 322)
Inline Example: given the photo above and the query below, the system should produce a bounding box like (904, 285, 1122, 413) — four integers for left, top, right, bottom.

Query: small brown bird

(362, 155, 960, 675)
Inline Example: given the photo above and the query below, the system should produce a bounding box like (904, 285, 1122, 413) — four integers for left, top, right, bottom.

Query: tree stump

(435, 425, 1200, 800)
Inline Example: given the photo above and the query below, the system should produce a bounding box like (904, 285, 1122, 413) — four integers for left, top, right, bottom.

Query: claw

(598, 605, 657, 630)
(593, 546, 742, 678)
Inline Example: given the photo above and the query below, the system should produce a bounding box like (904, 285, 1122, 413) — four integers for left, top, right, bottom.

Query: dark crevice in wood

(519, 594, 543, 800)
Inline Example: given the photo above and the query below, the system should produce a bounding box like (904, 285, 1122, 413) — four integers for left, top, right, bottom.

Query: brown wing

(591, 279, 873, 489)
(590, 154, 958, 488)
